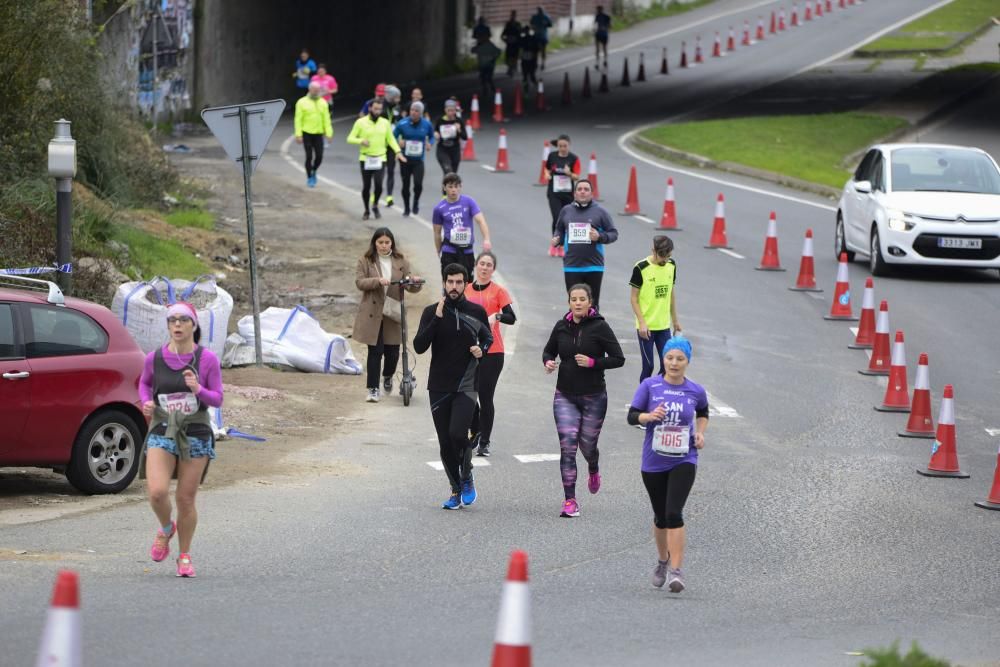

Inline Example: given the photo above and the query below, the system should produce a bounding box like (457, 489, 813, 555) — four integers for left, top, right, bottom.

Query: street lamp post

(47, 119, 76, 294)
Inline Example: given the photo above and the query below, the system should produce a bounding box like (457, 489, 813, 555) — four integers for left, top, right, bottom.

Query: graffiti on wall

(137, 0, 194, 118)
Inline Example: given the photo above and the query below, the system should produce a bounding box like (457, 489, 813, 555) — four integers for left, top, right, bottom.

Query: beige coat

(352, 254, 422, 346)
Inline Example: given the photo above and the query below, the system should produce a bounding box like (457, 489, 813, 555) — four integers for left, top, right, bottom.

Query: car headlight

(886, 209, 916, 232)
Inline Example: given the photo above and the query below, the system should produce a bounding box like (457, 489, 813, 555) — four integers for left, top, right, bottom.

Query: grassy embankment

(859, 0, 999, 54)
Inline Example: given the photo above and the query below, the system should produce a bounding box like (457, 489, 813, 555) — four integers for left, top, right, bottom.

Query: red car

(0, 276, 146, 494)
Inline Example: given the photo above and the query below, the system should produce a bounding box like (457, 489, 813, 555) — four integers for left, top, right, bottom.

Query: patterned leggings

(553, 390, 608, 499)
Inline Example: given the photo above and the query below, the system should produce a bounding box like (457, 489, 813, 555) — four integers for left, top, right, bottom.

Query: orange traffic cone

(660, 46, 669, 74)
(805, 3, 813, 20)
(848, 277, 876, 349)
(705, 193, 731, 249)
(561, 72, 572, 105)
(35, 570, 81, 667)
(974, 444, 1000, 510)
(620, 57, 631, 86)
(859, 300, 891, 375)
(513, 84, 524, 117)
(778, 8, 787, 31)
(788, 229, 822, 292)
(598, 69, 609, 93)
(817, 0, 825, 17)
(712, 32, 722, 57)
(770, 11, 777, 33)
(587, 153, 602, 201)
(694, 36, 704, 64)
(757, 16, 766, 40)
(755, 211, 785, 271)
(742, 20, 752, 46)
(536, 80, 547, 111)
(582, 67, 592, 98)
(621, 166, 642, 215)
(492, 90, 506, 123)
(469, 94, 482, 130)
(917, 385, 969, 478)
(494, 128, 511, 172)
(875, 331, 910, 412)
(533, 141, 550, 187)
(899, 353, 935, 438)
(727, 27, 736, 52)
(490, 550, 532, 667)
(637, 52, 647, 81)
(823, 252, 859, 321)
(791, 3, 800, 26)
(839, 0, 845, 8)
(679, 42, 689, 68)
(659, 178, 679, 230)
(828, 0, 834, 12)
(462, 125, 478, 161)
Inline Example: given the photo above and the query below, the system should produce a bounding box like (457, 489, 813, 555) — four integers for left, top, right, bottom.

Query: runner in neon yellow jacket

(294, 82, 334, 187)
(347, 98, 406, 219)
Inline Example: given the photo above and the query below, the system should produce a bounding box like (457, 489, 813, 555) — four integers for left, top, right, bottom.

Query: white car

(835, 143, 1000, 277)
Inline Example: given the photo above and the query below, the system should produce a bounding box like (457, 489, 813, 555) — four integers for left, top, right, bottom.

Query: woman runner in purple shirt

(627, 336, 708, 593)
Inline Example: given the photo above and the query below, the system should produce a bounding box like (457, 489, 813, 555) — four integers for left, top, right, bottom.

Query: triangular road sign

(201, 99, 286, 175)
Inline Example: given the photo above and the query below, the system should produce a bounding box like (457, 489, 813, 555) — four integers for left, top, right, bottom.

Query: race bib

(652, 424, 690, 457)
(568, 222, 592, 244)
(553, 174, 572, 193)
(440, 124, 457, 140)
(450, 226, 472, 247)
(157, 392, 198, 416)
(364, 155, 384, 170)
(404, 140, 424, 157)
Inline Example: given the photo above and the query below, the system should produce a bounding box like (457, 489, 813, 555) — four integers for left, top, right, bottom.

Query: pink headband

(167, 302, 198, 326)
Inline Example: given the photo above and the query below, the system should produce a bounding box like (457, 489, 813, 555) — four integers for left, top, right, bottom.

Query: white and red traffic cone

(491, 550, 532, 667)
(659, 178, 679, 230)
(35, 570, 81, 667)
(805, 2, 813, 20)
(917, 385, 969, 478)
(536, 79, 547, 111)
(726, 27, 736, 52)
(755, 211, 784, 271)
(875, 330, 910, 412)
(849, 277, 876, 349)
(621, 166, 642, 215)
(742, 19, 752, 45)
(860, 300, 891, 376)
(492, 90, 506, 123)
(816, 0, 825, 17)
(462, 124, 478, 161)
(975, 443, 1000, 510)
(757, 16, 766, 41)
(533, 141, 551, 187)
(823, 252, 858, 320)
(494, 129, 511, 172)
(469, 94, 482, 130)
(712, 32, 722, 57)
(704, 193, 731, 249)
(586, 152, 602, 201)
(791, 2, 800, 26)
(899, 353, 935, 438)
(778, 7, 787, 30)
(788, 229, 822, 292)
(694, 36, 704, 63)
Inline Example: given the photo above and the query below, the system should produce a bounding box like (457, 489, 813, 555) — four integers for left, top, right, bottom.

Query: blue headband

(663, 336, 692, 360)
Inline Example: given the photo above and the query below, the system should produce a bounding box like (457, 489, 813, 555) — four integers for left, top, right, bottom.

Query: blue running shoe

(461, 476, 477, 506)
(442, 493, 463, 510)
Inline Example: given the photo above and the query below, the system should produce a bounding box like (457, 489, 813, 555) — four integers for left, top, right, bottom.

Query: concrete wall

(195, 0, 468, 110)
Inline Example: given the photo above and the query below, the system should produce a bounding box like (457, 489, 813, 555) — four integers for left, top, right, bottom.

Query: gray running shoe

(383, 375, 393, 394)
(668, 568, 685, 593)
(652, 560, 669, 588)
(366, 388, 379, 403)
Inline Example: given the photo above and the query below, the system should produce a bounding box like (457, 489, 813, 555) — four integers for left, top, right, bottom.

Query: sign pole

(237, 105, 263, 368)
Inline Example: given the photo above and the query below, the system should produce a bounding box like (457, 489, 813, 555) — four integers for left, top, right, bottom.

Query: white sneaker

(366, 388, 380, 403)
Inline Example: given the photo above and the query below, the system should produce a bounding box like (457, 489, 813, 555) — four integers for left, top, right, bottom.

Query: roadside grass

(639, 113, 908, 189)
(858, 641, 950, 667)
(860, 0, 998, 54)
(165, 207, 214, 230)
(110, 224, 210, 280)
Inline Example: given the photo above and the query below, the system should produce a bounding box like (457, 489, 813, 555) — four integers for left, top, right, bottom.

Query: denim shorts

(147, 433, 216, 460)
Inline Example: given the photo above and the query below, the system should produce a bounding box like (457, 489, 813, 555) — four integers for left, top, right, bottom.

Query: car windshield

(890, 147, 1000, 194)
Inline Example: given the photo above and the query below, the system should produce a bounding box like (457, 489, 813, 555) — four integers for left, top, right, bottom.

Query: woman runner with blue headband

(627, 335, 708, 593)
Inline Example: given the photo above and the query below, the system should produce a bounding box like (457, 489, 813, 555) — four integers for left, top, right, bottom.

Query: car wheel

(870, 226, 889, 277)
(835, 213, 855, 262)
(65, 409, 143, 494)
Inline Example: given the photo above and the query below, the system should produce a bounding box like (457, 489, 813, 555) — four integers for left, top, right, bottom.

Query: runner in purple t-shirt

(432, 172, 492, 277)
(627, 336, 708, 594)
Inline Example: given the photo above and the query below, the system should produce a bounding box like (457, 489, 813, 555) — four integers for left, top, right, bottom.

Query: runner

(630, 235, 681, 383)
(594, 5, 612, 70)
(294, 81, 333, 188)
(291, 48, 317, 103)
(413, 264, 493, 510)
(518, 27, 540, 91)
(346, 98, 406, 220)
(465, 251, 516, 457)
(551, 179, 618, 309)
(501, 10, 522, 76)
(140, 303, 224, 578)
(545, 135, 581, 257)
(432, 172, 492, 276)
(310, 63, 338, 119)
(353, 227, 423, 402)
(472, 15, 492, 42)
(627, 336, 708, 593)
(359, 84, 403, 208)
(434, 100, 467, 175)
(393, 101, 435, 217)
(404, 87, 430, 119)
(530, 6, 554, 70)
(472, 35, 501, 101)
(543, 283, 624, 517)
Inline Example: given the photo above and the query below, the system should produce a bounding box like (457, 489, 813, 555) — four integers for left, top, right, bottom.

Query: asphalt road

(4, 1, 1000, 665)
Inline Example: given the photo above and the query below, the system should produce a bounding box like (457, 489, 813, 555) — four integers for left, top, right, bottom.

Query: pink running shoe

(176, 553, 196, 578)
(556, 246, 566, 258)
(560, 498, 580, 517)
(548, 245, 556, 257)
(588, 471, 602, 494)
(150, 521, 176, 562)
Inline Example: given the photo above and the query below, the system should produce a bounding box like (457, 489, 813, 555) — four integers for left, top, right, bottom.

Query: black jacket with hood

(542, 308, 624, 395)
(414, 295, 492, 393)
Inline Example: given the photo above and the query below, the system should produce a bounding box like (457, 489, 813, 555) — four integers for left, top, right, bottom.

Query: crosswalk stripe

(513, 454, 561, 463)
(426, 460, 492, 471)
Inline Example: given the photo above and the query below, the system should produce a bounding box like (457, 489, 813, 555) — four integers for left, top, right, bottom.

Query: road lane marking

(514, 454, 562, 463)
(706, 392, 741, 418)
(634, 214, 655, 225)
(481, 165, 496, 172)
(985, 428, 1000, 437)
(427, 461, 491, 471)
(717, 248, 745, 260)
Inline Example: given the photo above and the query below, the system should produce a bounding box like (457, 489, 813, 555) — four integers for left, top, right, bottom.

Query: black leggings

(385, 147, 397, 198)
(430, 391, 477, 493)
(400, 161, 425, 210)
(563, 272, 604, 310)
(470, 353, 505, 444)
(547, 192, 572, 235)
(642, 464, 697, 529)
(302, 133, 325, 175)
(360, 162, 385, 213)
(437, 145, 461, 175)
(366, 323, 399, 390)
